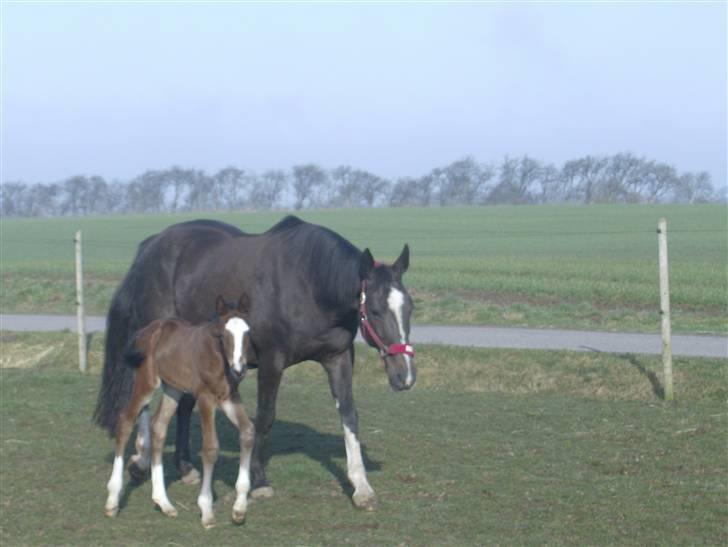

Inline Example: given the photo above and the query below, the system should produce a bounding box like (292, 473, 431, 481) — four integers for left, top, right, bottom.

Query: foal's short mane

(268, 215, 361, 310)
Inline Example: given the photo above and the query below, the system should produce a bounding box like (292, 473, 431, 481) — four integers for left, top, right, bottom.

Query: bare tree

(250, 169, 287, 209)
(330, 166, 389, 208)
(212, 167, 251, 210)
(0, 183, 30, 216)
(487, 156, 545, 205)
(433, 157, 494, 206)
(292, 164, 327, 210)
(672, 171, 714, 204)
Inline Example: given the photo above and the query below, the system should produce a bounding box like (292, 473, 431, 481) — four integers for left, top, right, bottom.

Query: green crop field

(1, 333, 726, 545)
(1, 204, 726, 333)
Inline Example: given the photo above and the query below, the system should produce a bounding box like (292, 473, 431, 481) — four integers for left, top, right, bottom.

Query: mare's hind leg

(105, 394, 152, 517)
(150, 391, 179, 517)
(128, 405, 151, 480)
(322, 348, 377, 511)
(221, 393, 255, 524)
(196, 394, 219, 528)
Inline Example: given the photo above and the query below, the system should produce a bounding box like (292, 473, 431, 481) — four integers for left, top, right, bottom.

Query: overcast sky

(2, 1, 726, 187)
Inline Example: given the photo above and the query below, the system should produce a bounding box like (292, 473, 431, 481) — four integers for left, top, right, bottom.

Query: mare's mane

(267, 215, 362, 310)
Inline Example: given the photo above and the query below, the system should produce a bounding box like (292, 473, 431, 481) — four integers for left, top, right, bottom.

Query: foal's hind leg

(128, 405, 151, 481)
(105, 394, 152, 516)
(196, 394, 219, 528)
(221, 394, 255, 524)
(150, 392, 179, 517)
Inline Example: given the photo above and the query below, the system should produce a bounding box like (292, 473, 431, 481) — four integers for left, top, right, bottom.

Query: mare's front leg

(322, 346, 377, 511)
(174, 393, 201, 485)
(250, 355, 284, 499)
(150, 390, 179, 517)
(196, 394, 219, 528)
(221, 392, 256, 524)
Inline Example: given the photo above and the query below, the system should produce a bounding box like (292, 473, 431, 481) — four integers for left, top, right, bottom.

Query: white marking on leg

(220, 399, 239, 428)
(343, 424, 375, 506)
(105, 455, 124, 515)
(232, 448, 251, 521)
(388, 288, 414, 387)
(151, 463, 177, 516)
(225, 317, 250, 374)
(198, 460, 215, 527)
(335, 399, 340, 410)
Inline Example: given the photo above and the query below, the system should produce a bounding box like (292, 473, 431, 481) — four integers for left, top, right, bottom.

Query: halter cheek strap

(359, 278, 416, 359)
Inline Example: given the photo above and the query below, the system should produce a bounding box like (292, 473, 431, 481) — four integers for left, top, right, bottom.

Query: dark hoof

(127, 460, 148, 482)
(180, 468, 201, 486)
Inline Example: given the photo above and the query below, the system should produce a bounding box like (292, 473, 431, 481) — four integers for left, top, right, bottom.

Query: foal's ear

(392, 244, 410, 279)
(237, 292, 251, 314)
(215, 295, 227, 316)
(359, 248, 375, 280)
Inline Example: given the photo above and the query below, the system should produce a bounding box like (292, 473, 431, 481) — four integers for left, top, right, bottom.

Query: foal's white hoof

(250, 486, 274, 500)
(154, 500, 178, 517)
(104, 505, 119, 518)
(232, 507, 247, 525)
(180, 468, 201, 485)
(352, 490, 378, 512)
(201, 515, 216, 529)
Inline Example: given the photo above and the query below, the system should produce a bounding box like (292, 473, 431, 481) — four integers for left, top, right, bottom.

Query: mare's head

(359, 244, 416, 391)
(213, 294, 252, 377)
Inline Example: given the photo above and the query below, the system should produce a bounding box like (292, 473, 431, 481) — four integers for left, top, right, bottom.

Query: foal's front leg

(196, 394, 219, 528)
(221, 393, 256, 524)
(150, 392, 179, 517)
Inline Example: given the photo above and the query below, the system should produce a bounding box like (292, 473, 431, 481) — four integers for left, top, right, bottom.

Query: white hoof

(104, 504, 119, 518)
(232, 498, 248, 524)
(154, 498, 178, 517)
(250, 486, 274, 500)
(352, 488, 378, 511)
(201, 514, 216, 529)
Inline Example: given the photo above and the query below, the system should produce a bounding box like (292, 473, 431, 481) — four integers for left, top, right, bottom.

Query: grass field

(1, 332, 726, 545)
(1, 204, 726, 334)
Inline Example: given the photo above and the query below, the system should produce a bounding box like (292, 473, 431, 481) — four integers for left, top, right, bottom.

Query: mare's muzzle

(384, 349, 416, 391)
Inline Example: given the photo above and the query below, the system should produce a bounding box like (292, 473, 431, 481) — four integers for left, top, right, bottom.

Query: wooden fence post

(75, 230, 87, 373)
(657, 218, 673, 400)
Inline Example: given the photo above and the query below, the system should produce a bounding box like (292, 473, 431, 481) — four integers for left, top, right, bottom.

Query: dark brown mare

(95, 216, 415, 510)
(104, 295, 254, 528)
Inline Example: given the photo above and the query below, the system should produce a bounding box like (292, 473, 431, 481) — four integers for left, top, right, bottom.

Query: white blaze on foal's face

(225, 317, 250, 373)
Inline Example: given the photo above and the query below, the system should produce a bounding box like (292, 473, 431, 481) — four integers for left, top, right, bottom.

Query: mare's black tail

(93, 278, 142, 437)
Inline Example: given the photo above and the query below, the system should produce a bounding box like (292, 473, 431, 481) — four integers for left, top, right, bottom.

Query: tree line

(0, 153, 720, 217)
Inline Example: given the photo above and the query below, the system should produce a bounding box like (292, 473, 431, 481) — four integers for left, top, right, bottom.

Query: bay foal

(104, 294, 255, 528)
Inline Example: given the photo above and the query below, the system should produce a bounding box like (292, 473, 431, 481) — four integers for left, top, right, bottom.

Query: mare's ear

(392, 244, 410, 279)
(215, 295, 227, 316)
(359, 248, 375, 280)
(237, 292, 251, 315)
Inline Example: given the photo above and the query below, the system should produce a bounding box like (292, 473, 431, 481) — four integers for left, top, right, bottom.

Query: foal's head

(213, 294, 252, 377)
(359, 244, 416, 391)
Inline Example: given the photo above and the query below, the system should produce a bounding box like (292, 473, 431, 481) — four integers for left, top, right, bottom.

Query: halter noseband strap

(359, 276, 415, 360)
